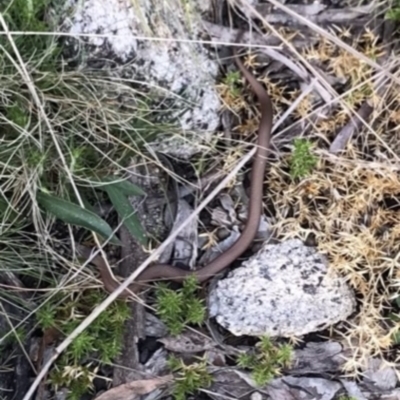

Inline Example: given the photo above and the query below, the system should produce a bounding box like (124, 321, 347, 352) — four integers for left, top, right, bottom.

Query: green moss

(167, 355, 213, 400)
(289, 138, 318, 179)
(223, 70, 242, 97)
(36, 291, 130, 399)
(386, 0, 400, 21)
(237, 336, 293, 386)
(155, 275, 206, 335)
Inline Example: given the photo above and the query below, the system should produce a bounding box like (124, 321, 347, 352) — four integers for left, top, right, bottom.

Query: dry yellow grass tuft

(216, 21, 400, 373)
(269, 152, 400, 369)
(267, 25, 400, 369)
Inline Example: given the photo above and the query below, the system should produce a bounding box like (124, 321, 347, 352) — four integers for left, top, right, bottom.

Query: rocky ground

(1, 0, 400, 399)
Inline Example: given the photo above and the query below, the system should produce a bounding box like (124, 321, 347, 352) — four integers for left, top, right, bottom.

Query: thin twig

(248, 0, 400, 86)
(0, 12, 118, 302)
(21, 52, 317, 399)
(232, 0, 400, 162)
(0, 30, 282, 50)
(21, 138, 259, 400)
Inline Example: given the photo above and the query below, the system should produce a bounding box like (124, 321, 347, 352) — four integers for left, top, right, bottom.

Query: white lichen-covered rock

(60, 0, 220, 158)
(208, 239, 356, 337)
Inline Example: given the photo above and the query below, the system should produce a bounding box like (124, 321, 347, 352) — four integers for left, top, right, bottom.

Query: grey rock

(382, 389, 400, 400)
(363, 357, 398, 391)
(145, 312, 168, 338)
(289, 341, 348, 375)
(61, 0, 220, 158)
(340, 380, 368, 400)
(209, 239, 356, 337)
(266, 376, 342, 400)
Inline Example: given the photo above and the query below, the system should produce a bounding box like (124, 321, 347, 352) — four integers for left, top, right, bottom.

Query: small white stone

(209, 239, 356, 337)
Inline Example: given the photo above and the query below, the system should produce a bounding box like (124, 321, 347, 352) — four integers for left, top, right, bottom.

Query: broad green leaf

(105, 186, 147, 246)
(36, 191, 121, 246)
(94, 177, 146, 197)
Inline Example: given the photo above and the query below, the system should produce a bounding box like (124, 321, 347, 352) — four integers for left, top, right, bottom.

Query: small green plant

(1, 0, 59, 58)
(167, 355, 213, 400)
(36, 303, 57, 330)
(385, 0, 400, 20)
(37, 292, 130, 399)
(50, 363, 96, 400)
(0, 326, 27, 352)
(338, 396, 357, 400)
(223, 70, 242, 97)
(289, 138, 318, 179)
(155, 275, 206, 335)
(237, 336, 293, 386)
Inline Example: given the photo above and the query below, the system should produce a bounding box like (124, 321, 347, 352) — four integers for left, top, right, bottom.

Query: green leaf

(94, 176, 146, 196)
(104, 186, 147, 246)
(36, 191, 121, 245)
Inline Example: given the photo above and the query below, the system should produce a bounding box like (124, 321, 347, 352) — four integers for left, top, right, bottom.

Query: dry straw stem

(270, 140, 400, 368)
(22, 138, 258, 400)
(0, 13, 118, 293)
(232, 0, 400, 85)
(0, 30, 282, 50)
(229, 0, 400, 159)
(227, 0, 400, 372)
(22, 54, 313, 398)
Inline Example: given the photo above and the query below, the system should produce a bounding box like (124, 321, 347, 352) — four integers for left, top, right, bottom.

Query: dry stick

(316, 149, 400, 174)
(0, 30, 282, 50)
(0, 303, 37, 374)
(329, 73, 391, 153)
(0, 13, 126, 300)
(329, 7, 398, 154)
(203, 21, 332, 103)
(233, 0, 400, 161)
(22, 64, 314, 400)
(255, 3, 377, 27)
(22, 142, 258, 400)
(273, 66, 391, 142)
(330, 50, 399, 153)
(254, 0, 400, 86)
(202, 20, 315, 49)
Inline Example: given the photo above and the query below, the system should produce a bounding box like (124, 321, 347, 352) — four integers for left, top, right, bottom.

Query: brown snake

(79, 39, 273, 298)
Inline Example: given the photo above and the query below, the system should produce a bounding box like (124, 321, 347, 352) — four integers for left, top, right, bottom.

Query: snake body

(81, 42, 273, 298)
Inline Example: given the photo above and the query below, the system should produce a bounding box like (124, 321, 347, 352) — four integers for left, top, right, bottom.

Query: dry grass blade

(238, 0, 400, 85)
(21, 123, 269, 400)
(222, 0, 400, 374)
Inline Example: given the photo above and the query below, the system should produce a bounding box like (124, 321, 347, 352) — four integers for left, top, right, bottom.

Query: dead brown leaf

(95, 375, 173, 400)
